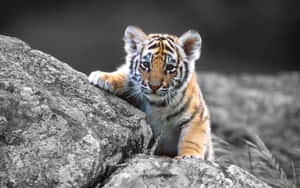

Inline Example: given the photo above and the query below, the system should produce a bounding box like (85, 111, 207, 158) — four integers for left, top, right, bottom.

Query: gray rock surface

(0, 35, 152, 188)
(102, 154, 271, 188)
(0, 34, 296, 188)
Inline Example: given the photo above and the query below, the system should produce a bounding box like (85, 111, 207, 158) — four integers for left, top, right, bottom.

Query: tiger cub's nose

(149, 83, 160, 92)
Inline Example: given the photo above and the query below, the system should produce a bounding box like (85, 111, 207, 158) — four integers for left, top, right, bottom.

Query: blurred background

(0, 0, 299, 74)
(1, 1, 299, 186)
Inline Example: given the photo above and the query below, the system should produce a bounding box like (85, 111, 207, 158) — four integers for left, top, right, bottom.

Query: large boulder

(0, 35, 152, 188)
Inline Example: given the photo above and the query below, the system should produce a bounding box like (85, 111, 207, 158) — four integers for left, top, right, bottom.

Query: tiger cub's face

(124, 26, 202, 104)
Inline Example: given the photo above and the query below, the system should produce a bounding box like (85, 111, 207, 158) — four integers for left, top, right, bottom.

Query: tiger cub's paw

(175, 155, 202, 160)
(88, 71, 115, 93)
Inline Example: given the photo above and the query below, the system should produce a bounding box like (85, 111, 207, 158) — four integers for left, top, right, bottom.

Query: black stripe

(140, 64, 147, 71)
(166, 95, 192, 121)
(175, 48, 180, 66)
(148, 43, 159, 50)
(129, 55, 137, 75)
(167, 36, 174, 42)
(151, 35, 160, 38)
(166, 39, 175, 49)
(175, 65, 185, 89)
(179, 66, 183, 78)
(134, 57, 138, 71)
(183, 61, 189, 82)
(165, 45, 174, 53)
(154, 51, 160, 55)
(177, 107, 199, 129)
(148, 40, 156, 45)
(174, 72, 182, 89)
(175, 61, 189, 89)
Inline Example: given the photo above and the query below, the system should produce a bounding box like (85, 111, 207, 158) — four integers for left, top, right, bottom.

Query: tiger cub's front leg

(88, 70, 128, 95)
(176, 117, 213, 160)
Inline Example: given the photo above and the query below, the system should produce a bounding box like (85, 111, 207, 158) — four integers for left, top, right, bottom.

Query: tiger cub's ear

(179, 30, 202, 62)
(124, 25, 147, 54)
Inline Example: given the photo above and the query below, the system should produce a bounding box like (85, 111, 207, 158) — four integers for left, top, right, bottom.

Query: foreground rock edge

(102, 154, 272, 188)
(0, 34, 152, 188)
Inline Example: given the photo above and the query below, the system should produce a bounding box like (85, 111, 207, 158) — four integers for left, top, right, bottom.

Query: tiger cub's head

(124, 26, 201, 105)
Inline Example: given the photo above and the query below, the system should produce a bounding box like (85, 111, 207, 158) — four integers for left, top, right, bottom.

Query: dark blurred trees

(1, 0, 298, 73)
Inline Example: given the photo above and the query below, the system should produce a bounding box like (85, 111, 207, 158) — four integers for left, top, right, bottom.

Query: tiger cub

(89, 26, 213, 160)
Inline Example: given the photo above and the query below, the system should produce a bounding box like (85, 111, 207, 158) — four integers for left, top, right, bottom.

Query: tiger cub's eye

(166, 64, 175, 71)
(140, 53, 152, 70)
(141, 61, 150, 69)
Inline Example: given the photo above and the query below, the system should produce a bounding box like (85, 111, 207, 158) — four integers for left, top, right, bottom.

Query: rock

(102, 154, 271, 188)
(0, 35, 152, 188)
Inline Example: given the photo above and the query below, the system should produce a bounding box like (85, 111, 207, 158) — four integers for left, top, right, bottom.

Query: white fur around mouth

(145, 93, 164, 102)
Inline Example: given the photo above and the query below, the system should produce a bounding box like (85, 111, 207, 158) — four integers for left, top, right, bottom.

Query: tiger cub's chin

(144, 93, 165, 102)
(89, 25, 214, 161)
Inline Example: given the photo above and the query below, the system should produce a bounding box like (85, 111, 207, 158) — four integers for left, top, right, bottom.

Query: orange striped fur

(89, 26, 213, 160)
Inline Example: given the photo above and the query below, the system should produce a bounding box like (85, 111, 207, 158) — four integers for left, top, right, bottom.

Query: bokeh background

(0, 0, 299, 74)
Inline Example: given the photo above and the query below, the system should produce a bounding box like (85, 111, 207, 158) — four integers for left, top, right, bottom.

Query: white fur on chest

(145, 103, 185, 156)
(145, 102, 182, 138)
(146, 106, 168, 137)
